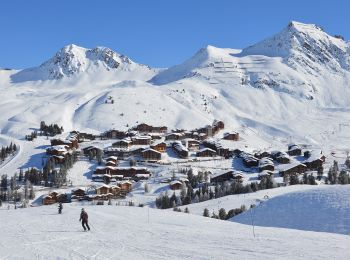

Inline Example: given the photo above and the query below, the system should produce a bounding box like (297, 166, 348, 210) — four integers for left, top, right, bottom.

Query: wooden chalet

(303, 151, 325, 170)
(42, 191, 59, 205)
(132, 123, 167, 134)
(202, 140, 230, 158)
(223, 132, 239, 141)
(210, 171, 234, 183)
(196, 148, 217, 157)
(150, 141, 167, 153)
(46, 145, 68, 156)
(169, 180, 183, 190)
(182, 139, 200, 151)
(272, 151, 291, 164)
(112, 138, 132, 149)
(104, 129, 128, 139)
(77, 132, 95, 142)
(165, 132, 185, 141)
(72, 188, 86, 197)
(82, 146, 102, 156)
(141, 148, 162, 161)
(172, 141, 189, 158)
(132, 135, 151, 145)
(96, 185, 110, 195)
(57, 193, 70, 203)
(106, 161, 117, 167)
(279, 163, 307, 176)
(240, 152, 259, 167)
(42, 195, 56, 205)
(288, 144, 302, 156)
(119, 181, 133, 192)
(258, 158, 275, 172)
(106, 156, 118, 164)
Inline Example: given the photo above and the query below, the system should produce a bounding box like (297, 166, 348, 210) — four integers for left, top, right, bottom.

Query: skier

(79, 208, 90, 231)
(58, 202, 63, 214)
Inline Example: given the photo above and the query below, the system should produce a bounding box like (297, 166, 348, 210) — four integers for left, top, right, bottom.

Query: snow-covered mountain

(11, 44, 157, 82)
(1, 21, 350, 149)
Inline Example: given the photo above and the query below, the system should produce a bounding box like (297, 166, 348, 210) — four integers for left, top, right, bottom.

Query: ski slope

(0, 204, 349, 259)
(233, 185, 350, 235)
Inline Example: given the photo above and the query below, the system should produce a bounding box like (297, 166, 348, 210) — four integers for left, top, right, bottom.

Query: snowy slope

(0, 21, 350, 154)
(11, 44, 158, 82)
(232, 185, 350, 235)
(0, 204, 349, 259)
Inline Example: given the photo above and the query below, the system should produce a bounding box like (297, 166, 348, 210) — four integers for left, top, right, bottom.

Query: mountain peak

(11, 44, 154, 82)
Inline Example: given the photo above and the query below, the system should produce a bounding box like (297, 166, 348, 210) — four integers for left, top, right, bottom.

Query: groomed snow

(0, 204, 349, 259)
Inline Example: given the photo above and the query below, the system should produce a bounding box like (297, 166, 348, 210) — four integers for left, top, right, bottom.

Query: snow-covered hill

(0, 204, 349, 259)
(232, 185, 350, 235)
(1, 21, 350, 153)
(11, 44, 157, 82)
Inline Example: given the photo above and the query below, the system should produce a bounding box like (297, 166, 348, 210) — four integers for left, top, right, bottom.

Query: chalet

(109, 185, 121, 196)
(258, 170, 274, 180)
(169, 180, 183, 190)
(288, 144, 302, 156)
(82, 146, 102, 156)
(106, 156, 118, 163)
(132, 135, 152, 145)
(232, 173, 244, 182)
(106, 161, 117, 167)
(254, 151, 272, 159)
(77, 132, 95, 142)
(42, 191, 59, 205)
(172, 141, 189, 158)
(223, 132, 239, 141)
(104, 129, 128, 139)
(113, 167, 151, 179)
(42, 195, 56, 205)
(150, 141, 167, 153)
(119, 181, 133, 192)
(165, 133, 185, 141)
(141, 148, 162, 161)
(96, 184, 110, 195)
(131, 123, 167, 134)
(258, 158, 275, 172)
(57, 193, 70, 203)
(112, 138, 132, 149)
(272, 151, 291, 164)
(240, 152, 259, 167)
(202, 140, 230, 158)
(196, 148, 217, 157)
(210, 171, 234, 183)
(279, 162, 307, 176)
(182, 139, 200, 151)
(72, 188, 86, 197)
(213, 120, 225, 131)
(46, 145, 68, 156)
(303, 151, 325, 170)
(50, 155, 65, 164)
(94, 166, 117, 175)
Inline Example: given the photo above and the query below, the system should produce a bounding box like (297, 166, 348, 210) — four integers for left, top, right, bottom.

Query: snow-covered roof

(198, 147, 216, 153)
(170, 180, 182, 186)
(142, 148, 161, 154)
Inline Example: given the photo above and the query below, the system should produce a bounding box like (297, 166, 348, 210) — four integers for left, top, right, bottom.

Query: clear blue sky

(1, 0, 349, 69)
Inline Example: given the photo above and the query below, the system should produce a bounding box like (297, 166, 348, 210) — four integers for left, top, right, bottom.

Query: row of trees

(0, 174, 35, 206)
(203, 205, 247, 220)
(327, 160, 350, 184)
(156, 175, 276, 209)
(0, 143, 17, 162)
(40, 121, 64, 136)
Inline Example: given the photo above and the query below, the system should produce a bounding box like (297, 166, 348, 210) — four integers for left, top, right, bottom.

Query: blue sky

(1, 0, 349, 69)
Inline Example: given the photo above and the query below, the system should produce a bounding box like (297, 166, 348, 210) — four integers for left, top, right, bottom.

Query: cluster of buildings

(46, 132, 79, 164)
(237, 144, 326, 179)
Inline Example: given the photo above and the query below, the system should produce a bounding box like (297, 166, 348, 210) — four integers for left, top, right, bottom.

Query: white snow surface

(233, 185, 350, 235)
(0, 203, 349, 259)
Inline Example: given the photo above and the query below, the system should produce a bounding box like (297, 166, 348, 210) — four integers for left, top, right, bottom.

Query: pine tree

(203, 208, 210, 217)
(218, 208, 227, 220)
(184, 207, 189, 213)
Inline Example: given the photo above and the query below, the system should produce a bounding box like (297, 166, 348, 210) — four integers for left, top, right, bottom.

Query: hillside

(0, 204, 349, 259)
(232, 185, 350, 235)
(0, 21, 350, 152)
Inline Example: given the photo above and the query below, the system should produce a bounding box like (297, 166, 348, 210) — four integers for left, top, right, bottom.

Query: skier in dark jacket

(79, 208, 90, 231)
(58, 202, 63, 214)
